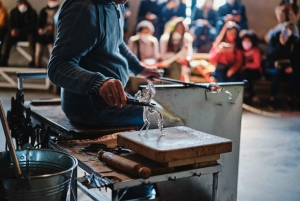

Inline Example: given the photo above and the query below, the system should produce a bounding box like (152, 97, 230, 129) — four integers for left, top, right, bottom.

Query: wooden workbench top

(118, 126, 232, 163)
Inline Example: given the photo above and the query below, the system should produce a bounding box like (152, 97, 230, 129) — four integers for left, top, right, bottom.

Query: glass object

(135, 81, 164, 136)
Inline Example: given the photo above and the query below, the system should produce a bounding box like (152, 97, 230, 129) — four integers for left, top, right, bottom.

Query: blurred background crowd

(0, 0, 299, 110)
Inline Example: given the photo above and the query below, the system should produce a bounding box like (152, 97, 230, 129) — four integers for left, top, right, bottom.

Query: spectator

(137, 0, 162, 38)
(123, 2, 131, 41)
(240, 30, 262, 103)
(0, 0, 8, 57)
(0, 0, 37, 67)
(209, 21, 243, 82)
(267, 21, 300, 110)
(289, 37, 300, 109)
(266, 0, 299, 42)
(191, 0, 217, 53)
(156, 0, 186, 40)
(128, 20, 159, 64)
(159, 18, 193, 80)
(216, 0, 248, 34)
(35, 0, 60, 68)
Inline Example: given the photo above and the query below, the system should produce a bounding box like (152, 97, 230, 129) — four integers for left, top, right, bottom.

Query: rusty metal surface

(118, 126, 232, 163)
(28, 104, 136, 137)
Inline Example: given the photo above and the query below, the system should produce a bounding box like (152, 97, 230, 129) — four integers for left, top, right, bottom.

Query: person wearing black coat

(35, 0, 59, 67)
(0, 0, 37, 67)
(267, 22, 300, 110)
(215, 0, 248, 34)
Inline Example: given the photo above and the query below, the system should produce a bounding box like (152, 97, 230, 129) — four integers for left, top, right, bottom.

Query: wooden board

(159, 154, 220, 167)
(117, 126, 232, 163)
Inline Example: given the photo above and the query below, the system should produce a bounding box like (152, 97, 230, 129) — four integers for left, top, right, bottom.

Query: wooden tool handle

(97, 151, 151, 179)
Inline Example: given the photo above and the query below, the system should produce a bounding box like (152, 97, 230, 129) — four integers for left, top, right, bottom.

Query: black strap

(136, 40, 141, 61)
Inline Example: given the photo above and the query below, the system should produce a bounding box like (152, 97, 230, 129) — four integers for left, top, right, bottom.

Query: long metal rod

(154, 77, 210, 89)
(0, 100, 22, 177)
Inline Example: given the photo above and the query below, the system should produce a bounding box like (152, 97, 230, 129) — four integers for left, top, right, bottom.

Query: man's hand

(145, 12, 157, 21)
(232, 15, 241, 22)
(99, 79, 127, 108)
(11, 29, 19, 37)
(38, 28, 44, 35)
(139, 68, 161, 80)
(285, 67, 293, 74)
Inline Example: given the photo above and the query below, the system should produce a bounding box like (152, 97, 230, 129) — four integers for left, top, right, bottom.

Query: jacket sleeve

(268, 32, 283, 60)
(37, 8, 47, 29)
(119, 41, 145, 75)
(246, 49, 262, 69)
(19, 9, 38, 33)
(229, 48, 243, 73)
(47, 1, 108, 95)
(209, 44, 222, 64)
(239, 4, 248, 27)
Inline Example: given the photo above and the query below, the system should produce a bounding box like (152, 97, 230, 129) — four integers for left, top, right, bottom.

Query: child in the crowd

(240, 30, 262, 103)
(127, 20, 159, 63)
(159, 17, 193, 80)
(209, 21, 243, 82)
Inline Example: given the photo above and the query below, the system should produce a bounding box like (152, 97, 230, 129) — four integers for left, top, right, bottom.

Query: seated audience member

(0, 0, 37, 67)
(267, 21, 300, 110)
(240, 30, 262, 103)
(159, 18, 193, 80)
(35, 0, 60, 67)
(191, 0, 217, 53)
(127, 21, 159, 63)
(156, 0, 186, 40)
(123, 2, 131, 41)
(137, 0, 162, 38)
(216, 0, 248, 34)
(0, 0, 8, 57)
(209, 21, 243, 82)
(266, 0, 299, 42)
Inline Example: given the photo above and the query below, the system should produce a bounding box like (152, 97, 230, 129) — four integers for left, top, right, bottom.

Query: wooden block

(118, 126, 232, 163)
(191, 160, 218, 169)
(160, 154, 220, 167)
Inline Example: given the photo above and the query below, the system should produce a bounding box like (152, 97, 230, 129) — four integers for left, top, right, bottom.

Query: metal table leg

(212, 172, 219, 201)
(112, 189, 118, 201)
(70, 166, 78, 201)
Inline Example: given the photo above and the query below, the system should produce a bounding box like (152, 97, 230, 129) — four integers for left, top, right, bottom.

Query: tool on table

(82, 144, 130, 154)
(90, 94, 156, 107)
(97, 151, 152, 179)
(0, 100, 31, 190)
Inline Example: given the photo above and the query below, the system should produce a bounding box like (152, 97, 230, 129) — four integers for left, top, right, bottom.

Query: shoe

(267, 100, 276, 111)
(28, 60, 35, 67)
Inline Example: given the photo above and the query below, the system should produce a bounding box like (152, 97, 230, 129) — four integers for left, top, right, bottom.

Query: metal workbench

(49, 140, 222, 201)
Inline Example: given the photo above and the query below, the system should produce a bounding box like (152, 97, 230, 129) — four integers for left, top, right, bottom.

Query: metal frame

(50, 138, 221, 201)
(0, 68, 50, 90)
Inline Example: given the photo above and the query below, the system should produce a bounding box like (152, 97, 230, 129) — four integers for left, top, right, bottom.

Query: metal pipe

(0, 100, 22, 177)
(154, 77, 210, 89)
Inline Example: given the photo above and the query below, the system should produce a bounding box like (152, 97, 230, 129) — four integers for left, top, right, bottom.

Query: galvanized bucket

(0, 149, 78, 201)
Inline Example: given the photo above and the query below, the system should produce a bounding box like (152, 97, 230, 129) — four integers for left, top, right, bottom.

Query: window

(185, 0, 226, 24)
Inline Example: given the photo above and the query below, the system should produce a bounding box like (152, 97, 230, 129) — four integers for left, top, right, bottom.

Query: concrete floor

(0, 89, 299, 201)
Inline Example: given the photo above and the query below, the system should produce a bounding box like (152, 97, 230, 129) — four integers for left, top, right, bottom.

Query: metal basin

(0, 149, 78, 201)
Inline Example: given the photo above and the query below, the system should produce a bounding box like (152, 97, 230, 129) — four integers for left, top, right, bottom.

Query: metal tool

(90, 94, 156, 107)
(82, 144, 131, 154)
(0, 99, 30, 190)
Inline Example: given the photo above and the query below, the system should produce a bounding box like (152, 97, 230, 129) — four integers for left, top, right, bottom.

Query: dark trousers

(1, 32, 36, 63)
(213, 64, 240, 82)
(269, 68, 300, 98)
(0, 28, 7, 57)
(241, 68, 261, 97)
